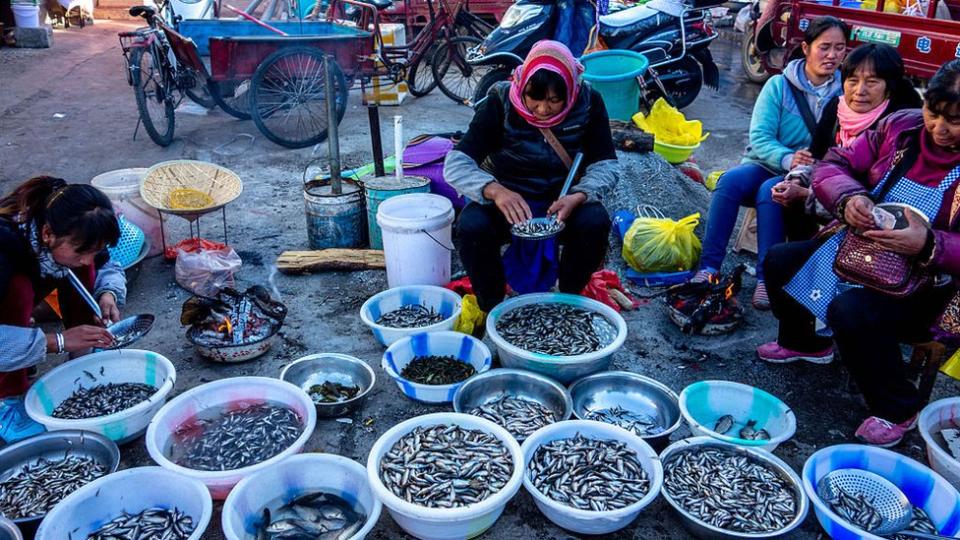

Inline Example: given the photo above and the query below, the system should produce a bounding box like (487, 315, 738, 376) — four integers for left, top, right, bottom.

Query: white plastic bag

(175, 246, 241, 297)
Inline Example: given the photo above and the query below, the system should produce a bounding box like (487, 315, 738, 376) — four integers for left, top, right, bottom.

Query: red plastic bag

(581, 270, 639, 312)
(164, 238, 228, 261)
(173, 239, 241, 297)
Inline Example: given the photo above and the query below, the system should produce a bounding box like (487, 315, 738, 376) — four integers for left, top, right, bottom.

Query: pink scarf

(508, 40, 584, 128)
(836, 97, 889, 147)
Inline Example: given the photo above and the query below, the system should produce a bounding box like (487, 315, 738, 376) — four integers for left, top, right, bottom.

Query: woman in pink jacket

(759, 60, 960, 447)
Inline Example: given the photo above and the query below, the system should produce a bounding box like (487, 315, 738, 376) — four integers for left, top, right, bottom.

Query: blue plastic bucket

(363, 176, 431, 250)
(581, 50, 650, 121)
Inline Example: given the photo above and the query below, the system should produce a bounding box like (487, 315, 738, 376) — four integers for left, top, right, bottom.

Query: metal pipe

(368, 105, 385, 177)
(224, 4, 288, 34)
(326, 54, 342, 195)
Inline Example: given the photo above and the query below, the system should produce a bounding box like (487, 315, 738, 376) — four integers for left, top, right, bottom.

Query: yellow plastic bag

(622, 213, 702, 272)
(454, 294, 485, 336)
(941, 349, 960, 380)
(632, 98, 708, 146)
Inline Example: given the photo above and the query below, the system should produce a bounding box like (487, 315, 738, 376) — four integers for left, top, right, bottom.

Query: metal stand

(368, 105, 386, 177)
(158, 206, 230, 254)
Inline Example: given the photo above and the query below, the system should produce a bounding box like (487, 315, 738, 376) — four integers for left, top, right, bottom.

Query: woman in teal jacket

(692, 16, 847, 307)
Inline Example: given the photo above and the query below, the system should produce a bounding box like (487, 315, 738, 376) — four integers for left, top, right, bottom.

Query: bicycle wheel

(130, 45, 175, 146)
(431, 35, 486, 106)
(406, 44, 439, 97)
(209, 79, 252, 120)
(250, 46, 348, 149)
(184, 69, 216, 109)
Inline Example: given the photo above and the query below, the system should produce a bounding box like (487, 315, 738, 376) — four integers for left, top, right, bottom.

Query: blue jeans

(700, 163, 816, 280)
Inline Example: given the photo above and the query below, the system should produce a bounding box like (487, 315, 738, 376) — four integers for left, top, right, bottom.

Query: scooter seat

(356, 0, 392, 9)
(599, 5, 676, 38)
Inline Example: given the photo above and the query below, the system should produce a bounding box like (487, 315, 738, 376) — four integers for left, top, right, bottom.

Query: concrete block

(13, 25, 53, 48)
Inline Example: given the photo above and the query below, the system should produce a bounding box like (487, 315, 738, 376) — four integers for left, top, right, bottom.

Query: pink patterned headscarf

(508, 40, 584, 128)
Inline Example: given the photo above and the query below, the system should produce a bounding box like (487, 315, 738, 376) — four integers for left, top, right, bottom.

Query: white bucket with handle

(376, 193, 454, 287)
(11, 3, 40, 27)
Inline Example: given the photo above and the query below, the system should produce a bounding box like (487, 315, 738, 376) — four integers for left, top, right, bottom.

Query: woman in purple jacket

(759, 60, 960, 447)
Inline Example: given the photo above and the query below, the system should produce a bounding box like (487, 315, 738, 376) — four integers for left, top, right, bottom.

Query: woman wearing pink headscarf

(444, 40, 619, 313)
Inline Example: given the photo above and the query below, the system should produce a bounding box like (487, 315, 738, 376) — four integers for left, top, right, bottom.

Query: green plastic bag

(622, 213, 702, 272)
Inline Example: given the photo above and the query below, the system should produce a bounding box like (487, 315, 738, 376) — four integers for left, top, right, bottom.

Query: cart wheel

(209, 79, 252, 120)
(250, 46, 348, 149)
(130, 45, 175, 146)
(431, 35, 487, 106)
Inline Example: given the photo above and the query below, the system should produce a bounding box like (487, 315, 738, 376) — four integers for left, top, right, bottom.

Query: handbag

(832, 140, 928, 298)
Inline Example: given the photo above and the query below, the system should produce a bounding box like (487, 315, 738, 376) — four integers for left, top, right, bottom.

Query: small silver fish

(739, 419, 757, 440)
(753, 429, 770, 441)
(714, 415, 734, 435)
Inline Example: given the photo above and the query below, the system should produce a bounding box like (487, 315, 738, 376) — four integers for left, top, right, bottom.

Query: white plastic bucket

(91, 168, 165, 257)
(920, 397, 960, 490)
(169, 0, 212, 19)
(376, 193, 454, 287)
(11, 4, 40, 28)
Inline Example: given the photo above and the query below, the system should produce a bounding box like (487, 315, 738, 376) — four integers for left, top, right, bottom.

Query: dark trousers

(764, 239, 952, 423)
(457, 201, 612, 312)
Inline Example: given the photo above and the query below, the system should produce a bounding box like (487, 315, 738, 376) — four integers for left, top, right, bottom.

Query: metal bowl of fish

(382, 331, 492, 403)
(486, 292, 628, 384)
(24, 349, 177, 444)
(519, 419, 663, 535)
(35, 466, 213, 540)
(802, 444, 960, 540)
(145, 376, 318, 500)
(360, 285, 463, 347)
(0, 430, 120, 534)
(366, 412, 524, 539)
(222, 453, 382, 540)
(569, 370, 682, 451)
(678, 380, 796, 451)
(660, 437, 808, 539)
(280, 353, 376, 418)
(452, 368, 573, 443)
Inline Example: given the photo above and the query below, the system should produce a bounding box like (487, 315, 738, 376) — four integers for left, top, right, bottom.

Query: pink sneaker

(756, 341, 834, 364)
(855, 415, 918, 447)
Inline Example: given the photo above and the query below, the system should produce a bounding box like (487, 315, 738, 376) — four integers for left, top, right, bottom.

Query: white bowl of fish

(485, 293, 628, 384)
(222, 453, 382, 540)
(679, 380, 796, 451)
(24, 349, 177, 444)
(145, 376, 317, 500)
(359, 285, 462, 347)
(919, 397, 960, 490)
(803, 444, 960, 540)
(381, 331, 492, 404)
(35, 466, 213, 540)
(660, 437, 808, 539)
(569, 371, 682, 451)
(519, 419, 663, 535)
(366, 412, 524, 540)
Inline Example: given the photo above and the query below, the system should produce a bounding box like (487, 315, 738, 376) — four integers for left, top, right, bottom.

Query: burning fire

(724, 283, 735, 301)
(216, 316, 233, 339)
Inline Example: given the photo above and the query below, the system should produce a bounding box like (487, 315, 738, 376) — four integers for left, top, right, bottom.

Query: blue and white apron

(784, 163, 960, 332)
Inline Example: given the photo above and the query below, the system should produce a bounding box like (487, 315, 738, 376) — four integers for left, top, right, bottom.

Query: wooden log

(610, 120, 655, 153)
(276, 249, 386, 274)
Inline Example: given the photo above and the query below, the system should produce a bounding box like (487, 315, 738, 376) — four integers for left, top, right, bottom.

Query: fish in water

(754, 428, 771, 441)
(256, 491, 366, 540)
(739, 419, 757, 440)
(714, 414, 734, 435)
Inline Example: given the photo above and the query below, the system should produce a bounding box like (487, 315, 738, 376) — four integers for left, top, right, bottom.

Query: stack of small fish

(585, 406, 664, 437)
(495, 303, 613, 356)
(468, 395, 557, 441)
(376, 305, 444, 328)
(308, 381, 360, 403)
(400, 356, 476, 385)
(0, 456, 107, 519)
(891, 507, 942, 540)
(85, 507, 195, 540)
(172, 404, 303, 471)
(511, 219, 563, 239)
(52, 382, 157, 419)
(256, 491, 367, 540)
(713, 414, 771, 441)
(528, 433, 650, 511)
(822, 485, 882, 532)
(379, 424, 513, 508)
(662, 447, 797, 533)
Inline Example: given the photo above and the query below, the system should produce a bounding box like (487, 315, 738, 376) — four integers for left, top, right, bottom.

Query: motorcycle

(467, 0, 721, 109)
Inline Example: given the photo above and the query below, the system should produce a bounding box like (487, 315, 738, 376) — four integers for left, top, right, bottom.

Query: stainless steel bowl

(0, 517, 20, 540)
(452, 368, 573, 424)
(0, 430, 120, 535)
(659, 437, 809, 539)
(569, 371, 681, 451)
(280, 353, 376, 418)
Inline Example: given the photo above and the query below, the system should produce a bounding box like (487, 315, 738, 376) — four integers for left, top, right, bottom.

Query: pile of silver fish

(823, 485, 882, 532)
(512, 219, 563, 238)
(0, 456, 107, 519)
(52, 382, 157, 419)
(495, 303, 614, 356)
(380, 424, 512, 508)
(891, 507, 941, 540)
(172, 404, 302, 471)
(714, 414, 771, 441)
(663, 447, 797, 533)
(468, 395, 557, 441)
(528, 433, 650, 511)
(586, 406, 664, 437)
(85, 507, 195, 540)
(376, 305, 444, 328)
(257, 491, 366, 540)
